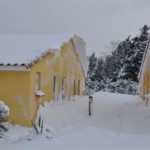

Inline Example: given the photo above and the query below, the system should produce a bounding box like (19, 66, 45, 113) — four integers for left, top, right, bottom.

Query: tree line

(86, 25, 150, 95)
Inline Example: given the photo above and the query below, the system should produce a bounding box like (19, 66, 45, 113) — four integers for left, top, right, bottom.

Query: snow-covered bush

(104, 79, 139, 95)
(0, 101, 9, 122)
(0, 101, 9, 132)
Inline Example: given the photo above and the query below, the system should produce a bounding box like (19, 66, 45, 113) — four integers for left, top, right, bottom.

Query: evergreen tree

(103, 54, 118, 81)
(121, 25, 150, 81)
(95, 57, 104, 82)
(86, 52, 98, 94)
(88, 52, 97, 81)
(94, 57, 105, 91)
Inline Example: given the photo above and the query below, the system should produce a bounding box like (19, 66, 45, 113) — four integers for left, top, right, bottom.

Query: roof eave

(0, 65, 29, 71)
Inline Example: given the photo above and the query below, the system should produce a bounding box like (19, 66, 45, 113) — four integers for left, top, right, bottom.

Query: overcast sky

(0, 0, 150, 56)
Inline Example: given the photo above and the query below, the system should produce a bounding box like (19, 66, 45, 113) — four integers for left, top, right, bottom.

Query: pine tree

(94, 57, 105, 91)
(103, 55, 116, 81)
(86, 52, 98, 94)
(88, 52, 97, 81)
(120, 25, 150, 81)
(95, 57, 104, 82)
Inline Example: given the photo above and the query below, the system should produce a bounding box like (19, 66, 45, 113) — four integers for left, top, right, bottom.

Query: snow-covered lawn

(1, 92, 150, 149)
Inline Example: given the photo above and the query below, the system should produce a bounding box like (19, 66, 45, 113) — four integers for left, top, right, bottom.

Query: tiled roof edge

(0, 48, 57, 70)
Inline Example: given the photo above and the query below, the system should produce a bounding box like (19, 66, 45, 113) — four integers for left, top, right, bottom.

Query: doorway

(53, 76, 58, 101)
(62, 77, 67, 100)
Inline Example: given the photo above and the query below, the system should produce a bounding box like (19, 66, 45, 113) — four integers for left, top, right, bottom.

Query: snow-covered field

(1, 92, 150, 150)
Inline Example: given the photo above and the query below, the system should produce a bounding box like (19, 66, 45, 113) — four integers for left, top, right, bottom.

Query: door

(62, 77, 67, 100)
(53, 76, 58, 101)
(74, 80, 76, 96)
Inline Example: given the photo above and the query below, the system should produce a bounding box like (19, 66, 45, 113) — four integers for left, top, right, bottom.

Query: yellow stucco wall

(142, 72, 150, 95)
(29, 40, 85, 122)
(0, 71, 30, 126)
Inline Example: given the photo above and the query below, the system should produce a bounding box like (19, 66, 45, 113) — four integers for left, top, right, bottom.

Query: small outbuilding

(139, 35, 150, 104)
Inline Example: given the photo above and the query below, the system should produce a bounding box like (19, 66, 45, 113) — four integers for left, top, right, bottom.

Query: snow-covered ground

(1, 92, 150, 150)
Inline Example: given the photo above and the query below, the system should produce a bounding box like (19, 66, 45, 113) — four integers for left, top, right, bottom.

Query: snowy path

(1, 92, 150, 149)
(39, 92, 150, 135)
(91, 92, 150, 134)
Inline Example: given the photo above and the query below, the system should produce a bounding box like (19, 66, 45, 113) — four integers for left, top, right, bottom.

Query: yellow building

(0, 34, 88, 126)
(139, 35, 150, 104)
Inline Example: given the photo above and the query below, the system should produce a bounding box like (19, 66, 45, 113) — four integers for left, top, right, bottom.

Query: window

(36, 72, 41, 91)
(53, 76, 58, 101)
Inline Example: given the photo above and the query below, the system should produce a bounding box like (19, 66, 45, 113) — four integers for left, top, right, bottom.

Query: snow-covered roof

(0, 34, 72, 69)
(72, 35, 88, 77)
(0, 34, 88, 77)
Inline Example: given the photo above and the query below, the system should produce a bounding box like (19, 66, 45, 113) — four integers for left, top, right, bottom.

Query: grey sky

(0, 0, 150, 56)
